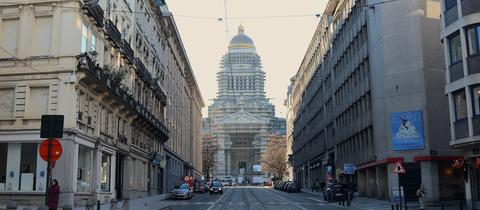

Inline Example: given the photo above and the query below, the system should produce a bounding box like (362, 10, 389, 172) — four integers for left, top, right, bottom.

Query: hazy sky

(167, 0, 327, 117)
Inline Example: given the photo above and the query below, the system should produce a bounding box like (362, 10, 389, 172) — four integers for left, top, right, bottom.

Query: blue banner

(391, 110, 425, 151)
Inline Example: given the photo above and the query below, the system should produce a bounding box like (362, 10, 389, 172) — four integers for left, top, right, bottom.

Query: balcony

(77, 54, 169, 141)
(467, 55, 480, 74)
(105, 20, 122, 48)
(462, 0, 480, 16)
(454, 119, 469, 139)
(134, 58, 167, 105)
(444, 6, 458, 27)
(449, 61, 464, 81)
(122, 39, 135, 64)
(83, 1, 104, 27)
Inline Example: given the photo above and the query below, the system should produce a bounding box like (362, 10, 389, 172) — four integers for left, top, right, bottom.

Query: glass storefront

(77, 146, 92, 192)
(0, 143, 7, 191)
(19, 143, 37, 191)
(100, 153, 111, 191)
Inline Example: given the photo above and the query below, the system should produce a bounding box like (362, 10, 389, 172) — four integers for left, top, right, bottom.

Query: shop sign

(343, 163, 356, 175)
(391, 111, 425, 151)
(150, 152, 163, 166)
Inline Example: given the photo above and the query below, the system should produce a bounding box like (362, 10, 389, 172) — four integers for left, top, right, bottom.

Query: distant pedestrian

(48, 179, 60, 210)
(416, 184, 427, 210)
(314, 179, 319, 191)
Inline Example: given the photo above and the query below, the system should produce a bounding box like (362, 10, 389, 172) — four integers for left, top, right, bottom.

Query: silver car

(171, 183, 193, 199)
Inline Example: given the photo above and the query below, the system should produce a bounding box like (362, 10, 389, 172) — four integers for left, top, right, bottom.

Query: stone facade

(0, 0, 203, 207)
(289, 0, 463, 202)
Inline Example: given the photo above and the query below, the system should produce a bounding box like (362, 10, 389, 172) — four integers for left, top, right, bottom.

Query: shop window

(472, 86, 480, 115)
(19, 143, 37, 191)
(454, 89, 467, 120)
(0, 143, 7, 191)
(449, 33, 463, 65)
(0, 88, 14, 119)
(100, 153, 111, 191)
(77, 146, 92, 192)
(466, 26, 480, 56)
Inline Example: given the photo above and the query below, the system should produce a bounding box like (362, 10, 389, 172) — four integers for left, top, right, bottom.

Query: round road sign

(39, 138, 63, 161)
(184, 176, 190, 182)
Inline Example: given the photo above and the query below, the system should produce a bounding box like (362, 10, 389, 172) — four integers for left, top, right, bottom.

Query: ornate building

(204, 26, 275, 183)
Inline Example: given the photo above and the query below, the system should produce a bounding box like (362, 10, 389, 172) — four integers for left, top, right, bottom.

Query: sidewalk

(301, 189, 466, 210)
(0, 194, 173, 210)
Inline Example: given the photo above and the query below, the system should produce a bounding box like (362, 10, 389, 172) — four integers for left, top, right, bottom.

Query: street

(161, 186, 342, 210)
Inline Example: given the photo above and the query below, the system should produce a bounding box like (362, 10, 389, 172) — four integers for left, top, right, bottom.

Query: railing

(449, 61, 464, 81)
(135, 58, 167, 105)
(444, 6, 458, 27)
(83, 1, 104, 27)
(467, 54, 480, 74)
(122, 39, 135, 64)
(462, 0, 480, 16)
(105, 20, 122, 48)
(454, 119, 469, 139)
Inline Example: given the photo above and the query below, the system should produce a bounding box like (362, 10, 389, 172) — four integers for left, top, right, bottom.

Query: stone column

(420, 161, 439, 202)
(123, 155, 131, 199)
(53, 137, 77, 207)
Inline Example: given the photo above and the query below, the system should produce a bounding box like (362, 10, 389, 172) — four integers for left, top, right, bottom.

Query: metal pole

(398, 174, 402, 210)
(45, 138, 52, 206)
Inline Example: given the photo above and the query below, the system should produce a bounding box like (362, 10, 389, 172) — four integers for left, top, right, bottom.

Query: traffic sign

(344, 163, 356, 175)
(40, 115, 64, 138)
(184, 176, 190, 182)
(39, 139, 63, 161)
(393, 161, 406, 174)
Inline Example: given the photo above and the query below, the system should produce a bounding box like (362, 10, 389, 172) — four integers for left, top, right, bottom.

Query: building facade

(0, 0, 203, 207)
(289, 0, 463, 202)
(440, 0, 480, 208)
(203, 25, 276, 183)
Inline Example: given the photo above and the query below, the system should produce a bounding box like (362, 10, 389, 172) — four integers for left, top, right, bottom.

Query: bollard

(6, 201, 17, 210)
(460, 201, 464, 210)
(391, 204, 395, 210)
(97, 200, 101, 210)
(441, 201, 445, 210)
(395, 204, 399, 210)
(110, 198, 117, 210)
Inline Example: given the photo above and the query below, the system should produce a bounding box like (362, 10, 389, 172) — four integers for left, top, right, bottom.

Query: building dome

(229, 25, 255, 49)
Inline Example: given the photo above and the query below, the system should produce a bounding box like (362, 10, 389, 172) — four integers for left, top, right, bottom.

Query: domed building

(204, 25, 276, 183)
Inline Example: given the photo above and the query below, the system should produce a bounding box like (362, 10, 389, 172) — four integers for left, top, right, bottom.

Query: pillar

(53, 137, 76, 207)
(123, 155, 131, 199)
(420, 161, 439, 202)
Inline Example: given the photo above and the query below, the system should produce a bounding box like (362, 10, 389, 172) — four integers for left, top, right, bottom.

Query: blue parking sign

(344, 163, 356, 175)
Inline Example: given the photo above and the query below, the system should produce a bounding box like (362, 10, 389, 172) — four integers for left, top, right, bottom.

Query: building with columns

(203, 25, 276, 183)
(440, 0, 480, 208)
(0, 0, 203, 207)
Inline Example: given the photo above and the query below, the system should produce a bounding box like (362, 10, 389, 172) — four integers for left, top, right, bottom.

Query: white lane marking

(206, 188, 234, 210)
(305, 197, 325, 203)
(263, 189, 308, 210)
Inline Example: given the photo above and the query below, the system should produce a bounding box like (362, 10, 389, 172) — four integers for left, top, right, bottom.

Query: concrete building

(0, 0, 203, 207)
(203, 25, 276, 183)
(440, 0, 480, 208)
(289, 0, 463, 202)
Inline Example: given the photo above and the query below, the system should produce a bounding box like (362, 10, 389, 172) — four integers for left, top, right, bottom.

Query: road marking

(305, 197, 324, 203)
(263, 189, 308, 210)
(206, 188, 234, 210)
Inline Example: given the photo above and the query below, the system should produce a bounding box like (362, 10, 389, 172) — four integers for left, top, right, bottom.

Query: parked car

(171, 183, 193, 199)
(287, 181, 300, 193)
(193, 181, 208, 193)
(282, 181, 291, 191)
(209, 181, 224, 194)
(274, 181, 283, 189)
(323, 183, 344, 202)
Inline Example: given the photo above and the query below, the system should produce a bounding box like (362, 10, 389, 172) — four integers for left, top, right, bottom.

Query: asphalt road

(161, 186, 346, 210)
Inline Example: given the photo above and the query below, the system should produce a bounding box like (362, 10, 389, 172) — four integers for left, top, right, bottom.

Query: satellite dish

(84, 0, 100, 5)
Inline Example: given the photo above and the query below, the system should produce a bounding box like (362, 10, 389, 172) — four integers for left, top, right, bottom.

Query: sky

(167, 0, 328, 117)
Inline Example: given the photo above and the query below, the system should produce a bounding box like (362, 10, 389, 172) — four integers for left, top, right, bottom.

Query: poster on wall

(391, 110, 425, 151)
(253, 165, 262, 172)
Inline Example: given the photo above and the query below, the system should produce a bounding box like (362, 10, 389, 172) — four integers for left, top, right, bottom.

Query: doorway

(399, 162, 422, 201)
(115, 154, 124, 200)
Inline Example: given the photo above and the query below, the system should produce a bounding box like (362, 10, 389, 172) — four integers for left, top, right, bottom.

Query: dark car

(287, 181, 300, 193)
(209, 182, 224, 194)
(193, 181, 208, 193)
(171, 183, 193, 199)
(323, 183, 344, 202)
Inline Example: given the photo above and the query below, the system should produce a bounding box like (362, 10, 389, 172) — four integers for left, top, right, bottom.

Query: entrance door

(158, 168, 163, 194)
(115, 154, 124, 200)
(399, 162, 422, 201)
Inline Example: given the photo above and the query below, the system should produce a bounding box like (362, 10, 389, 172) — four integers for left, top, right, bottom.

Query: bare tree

(202, 143, 218, 181)
(262, 137, 287, 180)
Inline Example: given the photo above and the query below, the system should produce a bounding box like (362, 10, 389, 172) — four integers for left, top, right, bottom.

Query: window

(449, 33, 463, 64)
(2, 19, 19, 57)
(81, 23, 97, 53)
(466, 26, 480, 56)
(90, 33, 96, 52)
(454, 89, 467, 120)
(445, 0, 457, 10)
(0, 88, 14, 119)
(77, 146, 92, 192)
(473, 86, 480, 116)
(32, 16, 52, 56)
(0, 143, 7, 191)
(19, 143, 37, 191)
(81, 23, 88, 53)
(100, 153, 111, 191)
(28, 87, 49, 118)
